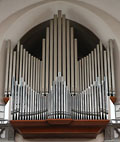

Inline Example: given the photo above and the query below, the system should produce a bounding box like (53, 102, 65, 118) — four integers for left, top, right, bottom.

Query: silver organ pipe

(8, 42, 13, 95)
(82, 58, 84, 91)
(33, 57, 36, 91)
(109, 39, 115, 96)
(86, 56, 89, 87)
(104, 50, 109, 119)
(45, 27, 49, 93)
(28, 54, 31, 87)
(4, 40, 10, 97)
(54, 15, 57, 80)
(84, 57, 87, 89)
(58, 10, 62, 74)
(37, 60, 40, 93)
(70, 27, 74, 93)
(107, 45, 112, 96)
(16, 42, 20, 82)
(4, 11, 116, 121)
(89, 54, 92, 86)
(42, 39, 46, 93)
(12, 51, 16, 79)
(62, 15, 66, 82)
(22, 49, 26, 81)
(39, 61, 42, 93)
(36, 58, 38, 92)
(74, 39, 78, 92)
(79, 60, 82, 92)
(19, 45, 23, 82)
(50, 20, 53, 89)
(100, 41, 104, 81)
(30, 56, 33, 89)
(94, 48, 97, 80)
(91, 51, 95, 83)
(66, 20, 70, 89)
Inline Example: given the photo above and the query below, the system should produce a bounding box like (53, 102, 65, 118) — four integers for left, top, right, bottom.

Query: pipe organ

(4, 11, 116, 121)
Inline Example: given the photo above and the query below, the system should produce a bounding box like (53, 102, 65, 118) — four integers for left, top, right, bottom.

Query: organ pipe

(4, 11, 116, 121)
(58, 10, 62, 74)
(30, 56, 33, 89)
(8, 43, 13, 95)
(16, 42, 20, 82)
(28, 54, 31, 87)
(54, 15, 57, 80)
(42, 39, 46, 93)
(66, 20, 70, 89)
(79, 60, 82, 92)
(4, 40, 10, 97)
(12, 51, 16, 79)
(50, 20, 53, 89)
(62, 15, 66, 82)
(75, 39, 78, 92)
(70, 27, 74, 93)
(22, 49, 26, 81)
(100, 41, 104, 81)
(107, 45, 112, 95)
(109, 39, 116, 96)
(45, 27, 49, 93)
(19, 45, 23, 82)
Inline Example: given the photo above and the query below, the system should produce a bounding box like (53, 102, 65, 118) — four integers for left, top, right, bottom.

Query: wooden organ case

(3, 10, 116, 139)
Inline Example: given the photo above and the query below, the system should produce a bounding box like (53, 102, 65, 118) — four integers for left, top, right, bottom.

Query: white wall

(0, 0, 120, 141)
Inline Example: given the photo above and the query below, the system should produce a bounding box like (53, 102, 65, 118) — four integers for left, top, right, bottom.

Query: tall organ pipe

(22, 49, 26, 81)
(46, 27, 49, 93)
(89, 54, 92, 86)
(79, 60, 82, 92)
(50, 20, 53, 90)
(19, 45, 23, 83)
(66, 20, 70, 89)
(33, 57, 36, 91)
(12, 51, 16, 79)
(97, 44, 103, 119)
(39, 61, 42, 93)
(54, 15, 57, 81)
(86, 56, 89, 87)
(62, 15, 66, 82)
(8, 42, 13, 95)
(84, 57, 87, 89)
(82, 58, 84, 91)
(74, 39, 78, 92)
(16, 42, 20, 82)
(100, 41, 104, 81)
(25, 51, 28, 84)
(28, 54, 31, 87)
(70, 27, 74, 93)
(37, 60, 40, 93)
(109, 39, 115, 96)
(91, 51, 95, 83)
(4, 40, 10, 96)
(104, 50, 109, 117)
(58, 10, 62, 74)
(107, 46, 112, 95)
(30, 56, 33, 89)
(36, 58, 38, 92)
(42, 39, 46, 93)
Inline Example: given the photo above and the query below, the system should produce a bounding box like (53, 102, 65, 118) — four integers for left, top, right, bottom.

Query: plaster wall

(0, 0, 120, 141)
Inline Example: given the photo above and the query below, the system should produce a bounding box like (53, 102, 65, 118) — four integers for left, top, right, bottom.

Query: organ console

(4, 11, 116, 123)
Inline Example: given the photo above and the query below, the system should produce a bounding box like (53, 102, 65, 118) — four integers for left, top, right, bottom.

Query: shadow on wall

(18, 19, 99, 60)
(15, 132, 104, 142)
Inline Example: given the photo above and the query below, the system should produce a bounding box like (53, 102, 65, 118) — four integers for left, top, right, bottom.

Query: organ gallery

(0, 10, 119, 140)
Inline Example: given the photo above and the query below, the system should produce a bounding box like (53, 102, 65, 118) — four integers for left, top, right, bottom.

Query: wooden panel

(10, 119, 109, 139)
